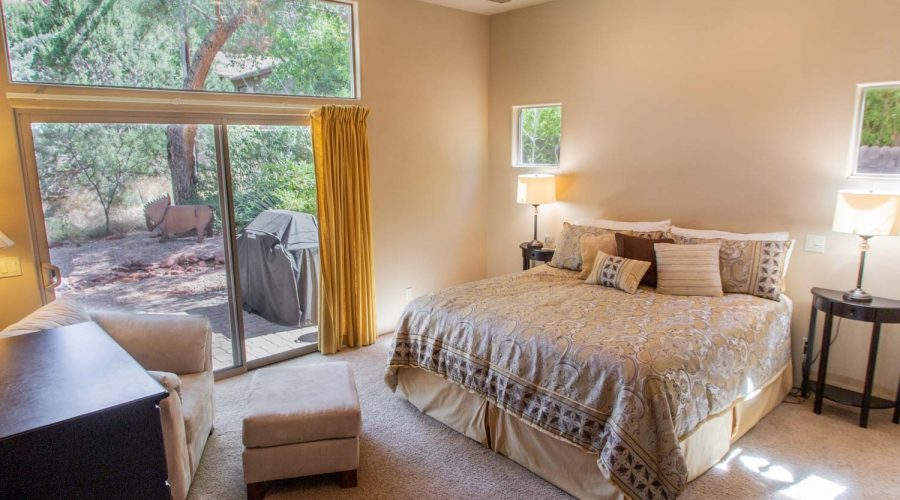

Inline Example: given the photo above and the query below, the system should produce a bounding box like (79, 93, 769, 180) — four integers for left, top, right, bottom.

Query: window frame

(848, 81, 900, 179)
(0, 1, 353, 381)
(0, 0, 361, 101)
(512, 103, 562, 168)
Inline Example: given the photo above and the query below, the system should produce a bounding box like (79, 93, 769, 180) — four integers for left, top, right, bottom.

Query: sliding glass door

(19, 118, 318, 373)
(228, 125, 319, 363)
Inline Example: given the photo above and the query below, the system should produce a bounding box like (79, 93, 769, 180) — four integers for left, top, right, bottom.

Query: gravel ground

(50, 231, 228, 313)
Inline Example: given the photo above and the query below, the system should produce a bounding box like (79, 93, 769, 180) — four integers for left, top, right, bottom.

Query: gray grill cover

(237, 210, 319, 327)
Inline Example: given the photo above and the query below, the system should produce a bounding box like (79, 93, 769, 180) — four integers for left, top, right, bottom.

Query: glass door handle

(42, 263, 62, 290)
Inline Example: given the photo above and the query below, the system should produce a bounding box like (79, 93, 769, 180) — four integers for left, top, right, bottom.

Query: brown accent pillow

(615, 233, 675, 288)
(577, 233, 618, 280)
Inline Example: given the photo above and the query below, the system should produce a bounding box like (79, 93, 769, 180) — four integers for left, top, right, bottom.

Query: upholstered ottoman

(242, 362, 360, 499)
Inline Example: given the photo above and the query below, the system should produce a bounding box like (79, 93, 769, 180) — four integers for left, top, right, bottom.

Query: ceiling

(413, 0, 557, 16)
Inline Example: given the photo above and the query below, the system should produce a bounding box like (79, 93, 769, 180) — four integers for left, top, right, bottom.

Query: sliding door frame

(14, 108, 316, 379)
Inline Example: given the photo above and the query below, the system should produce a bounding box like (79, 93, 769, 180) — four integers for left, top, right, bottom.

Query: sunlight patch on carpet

(780, 474, 846, 500)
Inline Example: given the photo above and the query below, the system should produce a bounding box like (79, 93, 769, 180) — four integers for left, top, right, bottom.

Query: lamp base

(843, 288, 873, 303)
(527, 239, 544, 249)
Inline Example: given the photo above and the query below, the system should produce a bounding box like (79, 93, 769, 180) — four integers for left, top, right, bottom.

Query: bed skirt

(395, 360, 792, 499)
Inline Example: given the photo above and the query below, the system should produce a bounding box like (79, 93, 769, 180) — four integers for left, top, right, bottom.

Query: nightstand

(520, 243, 554, 271)
(802, 287, 900, 428)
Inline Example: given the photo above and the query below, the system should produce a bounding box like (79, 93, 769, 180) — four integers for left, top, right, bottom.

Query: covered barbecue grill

(237, 210, 319, 327)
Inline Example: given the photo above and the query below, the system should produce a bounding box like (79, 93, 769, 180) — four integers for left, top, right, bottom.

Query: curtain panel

(311, 105, 377, 354)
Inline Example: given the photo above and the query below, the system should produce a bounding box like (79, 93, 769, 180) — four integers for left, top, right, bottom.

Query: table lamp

(517, 174, 556, 248)
(832, 190, 900, 302)
(0, 230, 13, 249)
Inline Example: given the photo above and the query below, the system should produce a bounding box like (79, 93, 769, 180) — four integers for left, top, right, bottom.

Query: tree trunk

(103, 206, 111, 236)
(167, 124, 198, 203)
(166, 8, 250, 204)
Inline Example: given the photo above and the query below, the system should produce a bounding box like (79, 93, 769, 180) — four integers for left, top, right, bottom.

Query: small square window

(513, 104, 561, 167)
(851, 83, 900, 177)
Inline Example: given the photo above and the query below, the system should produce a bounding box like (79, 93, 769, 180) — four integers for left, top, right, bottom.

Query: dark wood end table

(802, 287, 900, 428)
(520, 242, 555, 270)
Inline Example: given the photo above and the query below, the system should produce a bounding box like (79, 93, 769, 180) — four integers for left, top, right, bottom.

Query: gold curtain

(311, 105, 377, 354)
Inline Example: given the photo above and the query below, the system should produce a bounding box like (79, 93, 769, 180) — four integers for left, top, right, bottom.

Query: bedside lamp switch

(804, 234, 826, 253)
(0, 256, 22, 278)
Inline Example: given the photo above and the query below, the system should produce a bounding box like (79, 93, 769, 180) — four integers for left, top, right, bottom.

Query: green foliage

(258, 1, 354, 97)
(4, 0, 183, 88)
(3, 0, 354, 97)
(6, 1, 336, 239)
(861, 87, 900, 147)
(519, 106, 561, 165)
(32, 123, 169, 237)
(194, 126, 317, 230)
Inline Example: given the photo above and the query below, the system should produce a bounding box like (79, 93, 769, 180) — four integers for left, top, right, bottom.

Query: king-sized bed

(385, 265, 792, 499)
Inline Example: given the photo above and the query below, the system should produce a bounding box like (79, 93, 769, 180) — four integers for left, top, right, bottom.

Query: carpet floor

(188, 335, 900, 500)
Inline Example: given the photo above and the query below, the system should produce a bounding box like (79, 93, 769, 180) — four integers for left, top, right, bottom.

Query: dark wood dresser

(0, 322, 170, 499)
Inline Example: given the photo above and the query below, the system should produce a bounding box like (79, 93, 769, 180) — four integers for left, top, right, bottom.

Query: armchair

(1, 300, 215, 500)
(90, 310, 215, 500)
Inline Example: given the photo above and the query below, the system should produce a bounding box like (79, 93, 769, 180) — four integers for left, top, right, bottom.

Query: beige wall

(0, 0, 490, 335)
(362, 0, 489, 331)
(488, 0, 900, 396)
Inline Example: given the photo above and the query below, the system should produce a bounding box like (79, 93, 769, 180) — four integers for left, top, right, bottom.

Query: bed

(385, 265, 793, 499)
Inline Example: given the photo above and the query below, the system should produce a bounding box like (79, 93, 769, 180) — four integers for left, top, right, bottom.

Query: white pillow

(574, 218, 671, 232)
(670, 225, 789, 242)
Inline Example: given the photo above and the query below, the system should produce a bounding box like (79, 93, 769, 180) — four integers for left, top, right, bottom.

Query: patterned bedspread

(385, 266, 792, 499)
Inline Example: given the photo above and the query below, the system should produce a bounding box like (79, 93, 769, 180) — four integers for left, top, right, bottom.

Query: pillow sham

(654, 243, 724, 297)
(584, 250, 651, 294)
(669, 225, 790, 242)
(575, 218, 672, 233)
(550, 223, 669, 271)
(550, 223, 621, 270)
(577, 233, 618, 280)
(614, 233, 674, 287)
(672, 235, 793, 301)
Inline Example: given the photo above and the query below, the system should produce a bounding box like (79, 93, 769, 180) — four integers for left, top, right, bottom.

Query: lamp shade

(832, 190, 900, 236)
(516, 174, 556, 205)
(0, 230, 12, 249)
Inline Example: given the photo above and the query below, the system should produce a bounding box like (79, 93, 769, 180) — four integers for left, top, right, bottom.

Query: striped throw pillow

(654, 243, 723, 297)
(584, 250, 651, 294)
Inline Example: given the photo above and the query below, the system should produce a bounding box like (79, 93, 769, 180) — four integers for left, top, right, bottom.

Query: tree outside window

(515, 105, 561, 167)
(854, 84, 900, 176)
(2, 0, 355, 204)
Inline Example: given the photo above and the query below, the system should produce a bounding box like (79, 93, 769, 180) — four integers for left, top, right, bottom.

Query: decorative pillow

(577, 233, 618, 279)
(670, 225, 790, 242)
(615, 233, 675, 287)
(0, 298, 91, 338)
(654, 243, 724, 297)
(550, 223, 622, 270)
(575, 218, 672, 232)
(584, 250, 651, 294)
(550, 223, 664, 271)
(672, 235, 793, 301)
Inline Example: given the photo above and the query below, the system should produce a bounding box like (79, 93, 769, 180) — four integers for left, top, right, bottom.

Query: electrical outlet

(0, 256, 22, 278)
(404, 287, 413, 302)
(804, 234, 826, 253)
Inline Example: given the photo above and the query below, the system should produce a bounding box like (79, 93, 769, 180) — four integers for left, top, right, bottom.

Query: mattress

(385, 266, 792, 499)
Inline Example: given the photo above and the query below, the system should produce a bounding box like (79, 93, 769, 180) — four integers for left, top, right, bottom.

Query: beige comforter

(385, 266, 792, 499)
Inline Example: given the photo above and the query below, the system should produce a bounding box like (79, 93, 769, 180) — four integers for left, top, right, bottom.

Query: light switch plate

(804, 234, 826, 253)
(0, 256, 22, 278)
